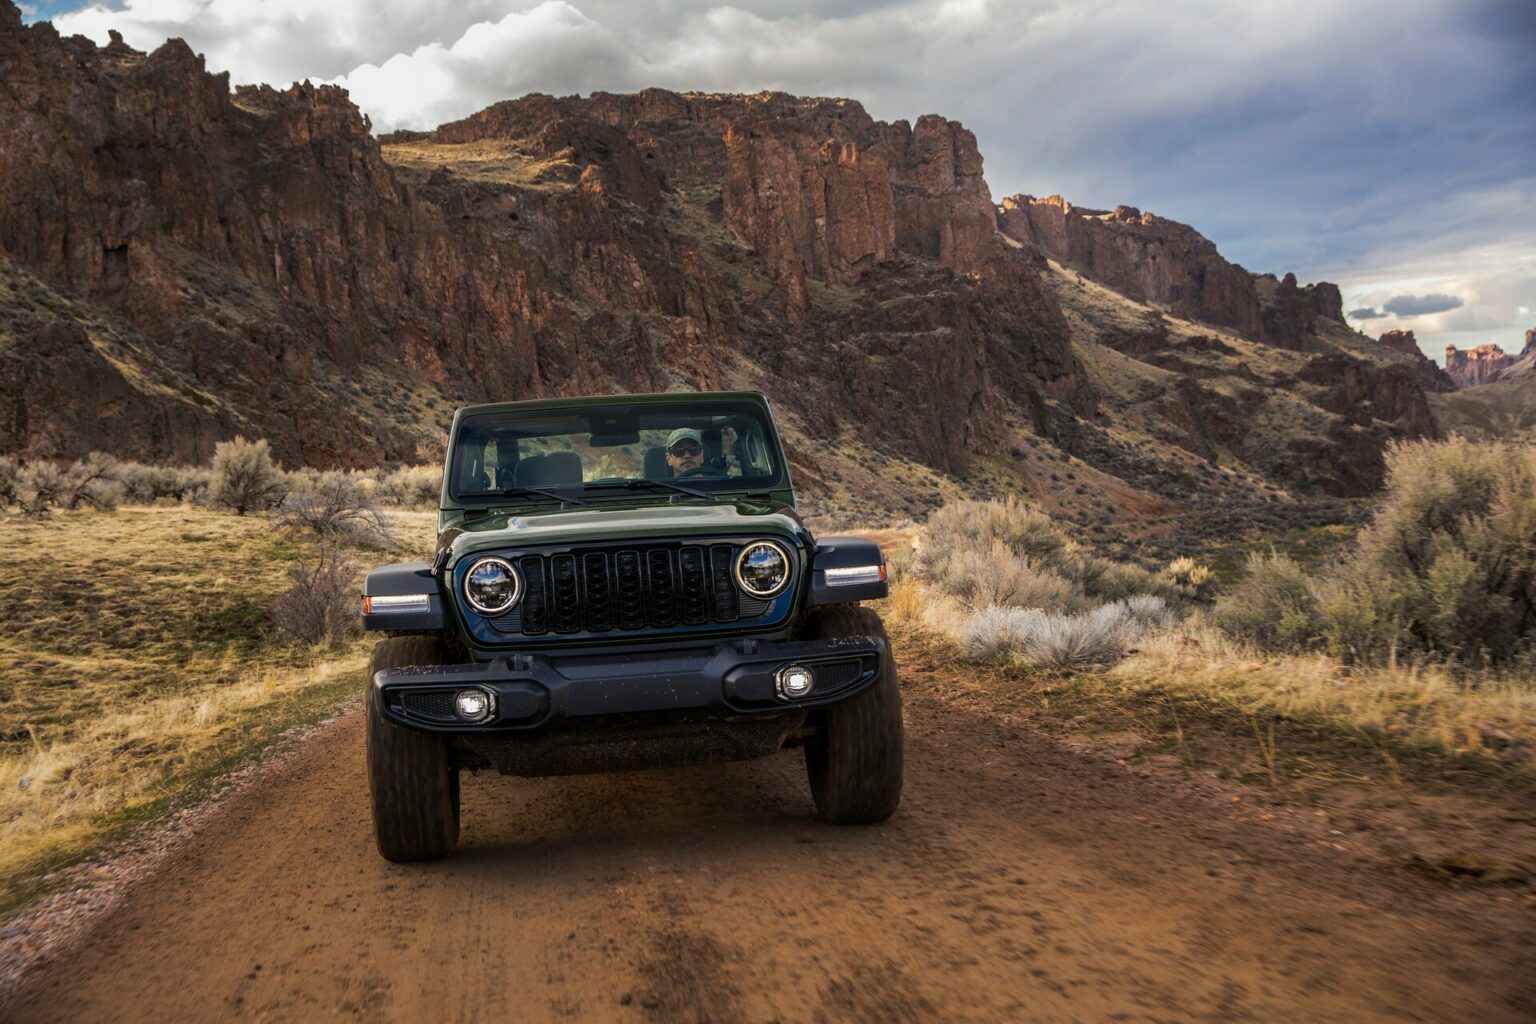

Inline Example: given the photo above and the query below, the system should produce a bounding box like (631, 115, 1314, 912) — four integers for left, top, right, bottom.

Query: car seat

(515, 451, 583, 488)
(643, 445, 671, 479)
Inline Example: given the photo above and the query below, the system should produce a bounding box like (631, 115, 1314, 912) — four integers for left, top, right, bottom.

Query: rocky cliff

(0, 1, 1441, 515)
(997, 195, 1266, 338)
(0, 6, 1080, 482)
(997, 194, 1351, 351)
(1445, 343, 1519, 388)
(1376, 329, 1456, 392)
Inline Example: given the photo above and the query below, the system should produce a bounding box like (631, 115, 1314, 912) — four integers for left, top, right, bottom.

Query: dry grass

(882, 569, 1534, 773)
(0, 505, 437, 906)
(1110, 625, 1536, 759)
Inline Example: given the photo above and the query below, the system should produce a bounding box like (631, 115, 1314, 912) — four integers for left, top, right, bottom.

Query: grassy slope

(0, 505, 437, 910)
(1430, 372, 1536, 443)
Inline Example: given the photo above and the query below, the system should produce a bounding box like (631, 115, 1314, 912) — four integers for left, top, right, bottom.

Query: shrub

(923, 497, 1070, 572)
(931, 541, 1083, 611)
(59, 452, 123, 511)
(1079, 556, 1166, 603)
(1320, 437, 1536, 666)
(1210, 551, 1321, 651)
(119, 462, 211, 504)
(210, 436, 285, 515)
(962, 599, 1164, 669)
(15, 461, 66, 516)
(270, 545, 359, 645)
(270, 473, 392, 545)
(1161, 556, 1217, 603)
(921, 497, 1173, 611)
(374, 465, 440, 508)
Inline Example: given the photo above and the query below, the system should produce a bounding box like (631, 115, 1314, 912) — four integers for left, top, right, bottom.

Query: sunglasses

(668, 442, 703, 456)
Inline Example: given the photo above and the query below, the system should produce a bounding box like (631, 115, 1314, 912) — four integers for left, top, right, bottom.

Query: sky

(21, 0, 1536, 360)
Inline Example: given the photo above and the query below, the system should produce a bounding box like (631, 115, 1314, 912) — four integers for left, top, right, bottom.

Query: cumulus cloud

(1348, 307, 1385, 320)
(1381, 293, 1464, 317)
(1342, 248, 1535, 358)
(330, 3, 636, 131)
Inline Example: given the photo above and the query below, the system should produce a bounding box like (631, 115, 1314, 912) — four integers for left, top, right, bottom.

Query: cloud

(330, 3, 636, 131)
(1342, 250, 1535, 359)
(1348, 307, 1385, 320)
(1381, 293, 1464, 317)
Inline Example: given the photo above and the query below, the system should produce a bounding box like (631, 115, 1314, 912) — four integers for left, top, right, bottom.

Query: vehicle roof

(450, 391, 772, 424)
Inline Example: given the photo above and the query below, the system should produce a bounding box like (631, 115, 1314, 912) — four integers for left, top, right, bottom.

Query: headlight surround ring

(463, 556, 522, 615)
(733, 540, 793, 599)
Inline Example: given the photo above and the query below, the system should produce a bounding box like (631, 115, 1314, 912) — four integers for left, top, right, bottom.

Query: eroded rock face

(1445, 343, 1519, 389)
(997, 195, 1354, 353)
(0, 7, 1082, 474)
(1255, 272, 1344, 351)
(1377, 330, 1455, 393)
(998, 195, 1266, 338)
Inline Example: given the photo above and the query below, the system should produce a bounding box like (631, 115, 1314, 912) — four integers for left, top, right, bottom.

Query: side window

(739, 422, 771, 476)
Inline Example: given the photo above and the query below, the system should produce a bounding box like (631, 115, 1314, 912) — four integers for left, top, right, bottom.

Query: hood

(438, 501, 806, 566)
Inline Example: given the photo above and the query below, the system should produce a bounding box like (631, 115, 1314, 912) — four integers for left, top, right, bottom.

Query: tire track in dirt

(3, 663, 1532, 1022)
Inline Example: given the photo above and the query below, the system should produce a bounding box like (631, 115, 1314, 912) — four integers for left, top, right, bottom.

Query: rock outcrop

(998, 195, 1265, 338)
(1376, 329, 1455, 392)
(997, 194, 1352, 352)
(0, 6, 1081, 474)
(1445, 343, 1519, 389)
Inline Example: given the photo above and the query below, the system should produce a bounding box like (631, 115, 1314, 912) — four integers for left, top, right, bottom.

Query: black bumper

(372, 634, 885, 736)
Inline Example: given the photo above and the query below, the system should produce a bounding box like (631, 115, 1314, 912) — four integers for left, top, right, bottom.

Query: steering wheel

(675, 466, 728, 480)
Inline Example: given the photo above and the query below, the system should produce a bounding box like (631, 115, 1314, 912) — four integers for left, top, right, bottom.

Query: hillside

(0, 3, 1439, 526)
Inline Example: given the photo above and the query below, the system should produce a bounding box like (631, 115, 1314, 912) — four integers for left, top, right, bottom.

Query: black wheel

(366, 636, 460, 862)
(799, 606, 904, 824)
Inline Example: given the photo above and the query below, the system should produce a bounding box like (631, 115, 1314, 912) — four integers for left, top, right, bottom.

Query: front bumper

(372, 634, 885, 735)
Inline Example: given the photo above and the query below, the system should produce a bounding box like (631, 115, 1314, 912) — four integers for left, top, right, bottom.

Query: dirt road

(5, 666, 1533, 1022)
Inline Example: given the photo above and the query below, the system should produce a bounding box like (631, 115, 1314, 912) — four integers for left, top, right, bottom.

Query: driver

(664, 428, 705, 476)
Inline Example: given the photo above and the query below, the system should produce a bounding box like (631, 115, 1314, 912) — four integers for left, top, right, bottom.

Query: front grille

(489, 541, 780, 637)
(812, 659, 866, 689)
(399, 690, 458, 723)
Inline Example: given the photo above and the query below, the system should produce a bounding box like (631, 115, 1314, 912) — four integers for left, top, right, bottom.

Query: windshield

(448, 398, 785, 503)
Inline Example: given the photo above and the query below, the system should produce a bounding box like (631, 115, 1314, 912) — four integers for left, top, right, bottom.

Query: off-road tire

(800, 605, 904, 824)
(366, 636, 460, 862)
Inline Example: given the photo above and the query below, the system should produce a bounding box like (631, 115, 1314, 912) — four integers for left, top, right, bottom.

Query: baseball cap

(666, 428, 703, 450)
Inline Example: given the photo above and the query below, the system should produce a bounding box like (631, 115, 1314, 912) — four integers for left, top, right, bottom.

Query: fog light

(775, 665, 815, 700)
(454, 688, 495, 722)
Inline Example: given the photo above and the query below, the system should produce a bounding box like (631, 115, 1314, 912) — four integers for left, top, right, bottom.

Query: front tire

(800, 606, 904, 824)
(366, 636, 460, 862)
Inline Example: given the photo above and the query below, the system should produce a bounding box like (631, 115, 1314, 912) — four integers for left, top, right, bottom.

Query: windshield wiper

(602, 479, 718, 502)
(493, 486, 590, 506)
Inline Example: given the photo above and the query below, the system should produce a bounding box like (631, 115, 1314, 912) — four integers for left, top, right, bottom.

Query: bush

(1161, 556, 1217, 603)
(933, 541, 1083, 611)
(59, 452, 123, 511)
(962, 599, 1167, 669)
(119, 462, 211, 504)
(921, 497, 1175, 611)
(1210, 551, 1321, 651)
(270, 473, 392, 545)
(270, 545, 359, 645)
(210, 436, 285, 515)
(373, 465, 440, 508)
(1321, 437, 1536, 666)
(923, 497, 1071, 572)
(14, 461, 66, 516)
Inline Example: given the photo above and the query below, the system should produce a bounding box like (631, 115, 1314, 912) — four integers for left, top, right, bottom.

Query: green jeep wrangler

(362, 392, 902, 861)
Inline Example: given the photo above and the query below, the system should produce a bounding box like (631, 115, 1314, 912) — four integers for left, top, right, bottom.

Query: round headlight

(734, 540, 792, 598)
(463, 557, 520, 614)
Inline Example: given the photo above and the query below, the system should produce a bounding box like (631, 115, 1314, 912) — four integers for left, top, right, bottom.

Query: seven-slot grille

(487, 542, 776, 637)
